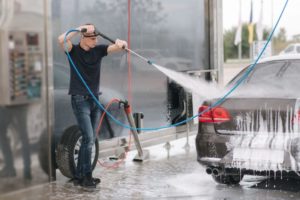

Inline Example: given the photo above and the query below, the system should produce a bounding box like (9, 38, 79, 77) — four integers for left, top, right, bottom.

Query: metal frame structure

(99, 125, 197, 159)
(0, 0, 223, 181)
(73, 0, 223, 163)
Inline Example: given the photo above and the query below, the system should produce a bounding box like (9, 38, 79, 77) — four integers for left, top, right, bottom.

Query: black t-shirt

(67, 44, 108, 96)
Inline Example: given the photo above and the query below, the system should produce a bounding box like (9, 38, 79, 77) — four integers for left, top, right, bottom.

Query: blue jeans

(71, 95, 101, 178)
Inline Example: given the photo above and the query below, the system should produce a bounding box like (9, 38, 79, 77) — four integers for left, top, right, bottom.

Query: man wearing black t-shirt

(58, 24, 127, 188)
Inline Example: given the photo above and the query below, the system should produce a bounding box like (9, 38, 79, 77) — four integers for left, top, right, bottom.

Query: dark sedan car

(196, 54, 300, 185)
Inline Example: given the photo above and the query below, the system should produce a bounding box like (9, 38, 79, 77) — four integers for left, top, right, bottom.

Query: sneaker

(92, 177, 101, 185)
(80, 176, 96, 189)
(69, 178, 82, 186)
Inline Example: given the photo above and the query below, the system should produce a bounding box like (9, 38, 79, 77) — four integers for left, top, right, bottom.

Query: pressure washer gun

(81, 28, 154, 65)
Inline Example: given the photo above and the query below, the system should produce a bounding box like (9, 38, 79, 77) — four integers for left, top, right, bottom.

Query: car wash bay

(0, 0, 216, 193)
(1, 0, 300, 199)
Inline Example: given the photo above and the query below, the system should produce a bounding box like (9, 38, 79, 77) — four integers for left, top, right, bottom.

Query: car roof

(257, 54, 300, 64)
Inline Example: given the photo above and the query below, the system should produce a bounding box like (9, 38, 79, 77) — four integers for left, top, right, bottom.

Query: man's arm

(107, 39, 128, 54)
(57, 25, 95, 52)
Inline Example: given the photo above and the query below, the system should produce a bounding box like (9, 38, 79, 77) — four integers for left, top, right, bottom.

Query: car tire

(56, 125, 99, 178)
(212, 174, 243, 185)
(38, 130, 57, 175)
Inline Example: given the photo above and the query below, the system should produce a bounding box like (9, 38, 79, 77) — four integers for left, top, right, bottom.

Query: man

(58, 24, 127, 188)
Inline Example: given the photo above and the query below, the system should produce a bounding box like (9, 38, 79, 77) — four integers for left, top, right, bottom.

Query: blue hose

(64, 0, 289, 131)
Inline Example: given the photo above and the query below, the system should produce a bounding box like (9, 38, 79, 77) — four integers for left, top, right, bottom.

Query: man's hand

(115, 39, 128, 49)
(107, 39, 128, 54)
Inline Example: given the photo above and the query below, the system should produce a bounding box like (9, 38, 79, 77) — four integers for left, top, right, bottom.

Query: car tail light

(198, 106, 214, 123)
(198, 105, 231, 123)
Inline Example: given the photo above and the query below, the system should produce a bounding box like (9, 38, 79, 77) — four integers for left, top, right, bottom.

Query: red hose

(127, 0, 132, 104)
(96, 98, 120, 135)
(96, 98, 133, 169)
(96, 0, 133, 169)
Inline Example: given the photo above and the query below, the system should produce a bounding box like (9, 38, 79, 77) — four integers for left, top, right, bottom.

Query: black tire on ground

(38, 127, 79, 176)
(38, 130, 57, 175)
(212, 174, 244, 185)
(56, 125, 99, 178)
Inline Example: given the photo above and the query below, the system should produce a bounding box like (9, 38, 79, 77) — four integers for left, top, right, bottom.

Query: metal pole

(183, 94, 190, 151)
(126, 110, 143, 157)
(44, 0, 55, 181)
(271, 0, 274, 28)
(133, 112, 144, 134)
(122, 101, 149, 161)
(238, 42, 242, 60)
(250, 44, 252, 60)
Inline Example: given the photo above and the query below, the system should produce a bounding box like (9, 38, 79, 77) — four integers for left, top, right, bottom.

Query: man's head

(80, 24, 99, 49)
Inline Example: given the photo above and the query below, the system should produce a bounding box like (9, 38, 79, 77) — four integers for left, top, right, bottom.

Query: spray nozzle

(119, 100, 129, 107)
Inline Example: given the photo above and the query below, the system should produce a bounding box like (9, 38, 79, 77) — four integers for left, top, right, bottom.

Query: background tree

(223, 27, 236, 61)
(272, 27, 287, 54)
(223, 23, 279, 61)
(223, 23, 253, 61)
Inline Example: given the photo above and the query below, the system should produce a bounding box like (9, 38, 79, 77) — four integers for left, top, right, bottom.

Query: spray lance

(81, 28, 154, 65)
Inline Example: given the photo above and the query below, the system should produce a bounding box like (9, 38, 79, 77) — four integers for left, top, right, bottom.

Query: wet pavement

(1, 135, 300, 200)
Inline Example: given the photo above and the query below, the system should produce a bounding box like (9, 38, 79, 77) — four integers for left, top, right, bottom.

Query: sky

(223, 0, 300, 40)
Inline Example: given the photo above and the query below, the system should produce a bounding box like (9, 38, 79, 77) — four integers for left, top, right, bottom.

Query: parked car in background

(279, 43, 300, 55)
(196, 54, 300, 185)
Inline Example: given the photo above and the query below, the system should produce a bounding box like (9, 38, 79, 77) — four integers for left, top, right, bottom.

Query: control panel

(0, 31, 43, 105)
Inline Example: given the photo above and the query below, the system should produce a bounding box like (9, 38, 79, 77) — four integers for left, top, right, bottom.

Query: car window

(282, 61, 300, 79)
(229, 60, 300, 91)
(284, 46, 294, 53)
(247, 62, 286, 84)
(229, 61, 288, 86)
(227, 60, 300, 97)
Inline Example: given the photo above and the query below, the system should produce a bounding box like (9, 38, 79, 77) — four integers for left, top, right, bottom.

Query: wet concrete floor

(1, 136, 300, 200)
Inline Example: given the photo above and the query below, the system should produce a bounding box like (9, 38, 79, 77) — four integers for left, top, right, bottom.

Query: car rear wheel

(56, 125, 99, 178)
(212, 174, 244, 185)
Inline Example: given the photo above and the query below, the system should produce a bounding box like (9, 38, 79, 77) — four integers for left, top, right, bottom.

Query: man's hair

(85, 23, 94, 26)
